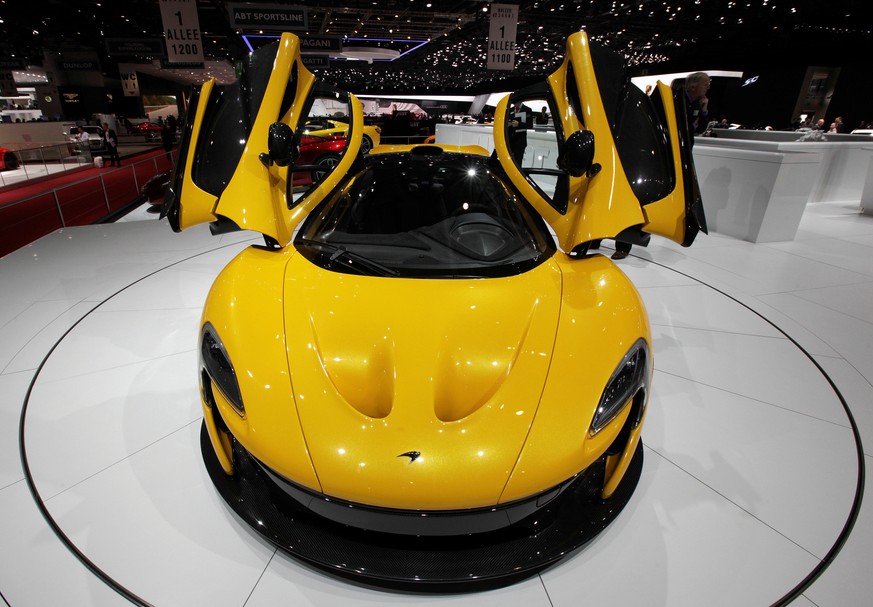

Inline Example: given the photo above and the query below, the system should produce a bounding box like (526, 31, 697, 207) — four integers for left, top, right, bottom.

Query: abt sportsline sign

(159, 0, 205, 65)
(227, 4, 308, 31)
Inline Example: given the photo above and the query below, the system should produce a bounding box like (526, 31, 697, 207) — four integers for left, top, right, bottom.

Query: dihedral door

(492, 31, 705, 252)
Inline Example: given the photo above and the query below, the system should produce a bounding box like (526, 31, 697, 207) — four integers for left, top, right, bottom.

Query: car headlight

(590, 340, 649, 435)
(200, 323, 244, 414)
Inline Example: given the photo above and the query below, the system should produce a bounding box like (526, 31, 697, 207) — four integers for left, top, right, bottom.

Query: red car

(140, 171, 170, 206)
(291, 133, 351, 187)
(0, 147, 19, 170)
(128, 121, 163, 141)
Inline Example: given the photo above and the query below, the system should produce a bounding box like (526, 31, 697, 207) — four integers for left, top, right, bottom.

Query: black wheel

(360, 135, 373, 154)
(312, 153, 340, 182)
(2, 151, 18, 170)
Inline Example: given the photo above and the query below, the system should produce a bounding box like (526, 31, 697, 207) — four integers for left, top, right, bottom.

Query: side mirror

(263, 122, 298, 167)
(557, 130, 600, 178)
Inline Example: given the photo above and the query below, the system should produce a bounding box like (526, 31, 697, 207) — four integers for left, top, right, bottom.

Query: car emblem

(397, 451, 421, 463)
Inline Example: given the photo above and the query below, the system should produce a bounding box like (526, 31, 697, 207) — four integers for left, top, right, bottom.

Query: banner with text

(59, 60, 99, 71)
(118, 65, 141, 97)
(159, 0, 204, 65)
(300, 35, 341, 53)
(301, 55, 331, 70)
(487, 3, 518, 71)
(228, 4, 308, 31)
(106, 38, 166, 57)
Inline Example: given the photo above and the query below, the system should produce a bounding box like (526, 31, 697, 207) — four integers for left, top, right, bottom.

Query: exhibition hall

(0, 2, 870, 606)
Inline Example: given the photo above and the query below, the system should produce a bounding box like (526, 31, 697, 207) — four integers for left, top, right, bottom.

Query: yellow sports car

(301, 118, 381, 153)
(162, 31, 704, 588)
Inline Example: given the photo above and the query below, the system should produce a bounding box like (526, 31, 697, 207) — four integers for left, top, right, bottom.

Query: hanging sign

(301, 55, 330, 70)
(159, 0, 205, 66)
(59, 60, 99, 71)
(227, 4, 308, 30)
(300, 36, 341, 53)
(106, 38, 166, 57)
(118, 65, 141, 97)
(487, 3, 518, 71)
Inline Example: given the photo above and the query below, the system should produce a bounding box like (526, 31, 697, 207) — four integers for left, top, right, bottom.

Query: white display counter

(434, 122, 495, 151)
(861, 149, 873, 217)
(693, 138, 873, 241)
(698, 136, 873, 204)
(434, 122, 558, 166)
(434, 124, 873, 242)
(0, 120, 76, 148)
(692, 143, 822, 242)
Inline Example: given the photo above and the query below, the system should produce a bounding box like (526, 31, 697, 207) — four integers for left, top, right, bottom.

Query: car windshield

(295, 150, 555, 278)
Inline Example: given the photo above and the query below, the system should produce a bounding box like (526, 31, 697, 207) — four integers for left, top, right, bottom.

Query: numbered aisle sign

(159, 0, 205, 65)
(487, 3, 518, 71)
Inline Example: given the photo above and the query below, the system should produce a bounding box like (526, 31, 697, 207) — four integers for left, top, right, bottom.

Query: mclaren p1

(162, 31, 705, 589)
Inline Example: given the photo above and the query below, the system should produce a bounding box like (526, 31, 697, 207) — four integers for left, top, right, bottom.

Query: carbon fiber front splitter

(200, 421, 643, 591)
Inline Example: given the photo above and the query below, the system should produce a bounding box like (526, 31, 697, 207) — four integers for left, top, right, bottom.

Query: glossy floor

(0, 200, 869, 607)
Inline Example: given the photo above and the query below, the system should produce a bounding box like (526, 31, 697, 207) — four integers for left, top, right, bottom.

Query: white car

(67, 126, 106, 153)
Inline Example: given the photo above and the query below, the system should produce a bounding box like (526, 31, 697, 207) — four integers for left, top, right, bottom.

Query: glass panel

(613, 85, 674, 205)
(507, 96, 562, 200)
(294, 91, 353, 187)
(191, 40, 297, 197)
(296, 152, 554, 278)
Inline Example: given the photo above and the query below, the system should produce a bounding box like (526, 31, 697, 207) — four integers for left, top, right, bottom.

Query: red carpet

(0, 148, 173, 203)
(0, 148, 175, 258)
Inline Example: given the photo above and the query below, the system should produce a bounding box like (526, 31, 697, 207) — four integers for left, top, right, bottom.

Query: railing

(0, 150, 175, 259)
(0, 142, 95, 188)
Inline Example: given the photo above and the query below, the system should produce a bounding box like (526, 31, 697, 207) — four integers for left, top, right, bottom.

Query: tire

(2, 151, 18, 170)
(312, 153, 340, 182)
(360, 135, 373, 154)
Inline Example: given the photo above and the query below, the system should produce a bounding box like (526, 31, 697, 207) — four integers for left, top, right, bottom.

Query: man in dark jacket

(102, 122, 120, 166)
(685, 72, 711, 136)
(508, 103, 534, 165)
(160, 124, 175, 162)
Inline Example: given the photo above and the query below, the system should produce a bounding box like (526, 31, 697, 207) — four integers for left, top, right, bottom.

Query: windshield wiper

(296, 238, 399, 277)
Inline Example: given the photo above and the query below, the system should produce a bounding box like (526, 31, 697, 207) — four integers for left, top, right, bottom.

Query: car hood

(282, 252, 563, 510)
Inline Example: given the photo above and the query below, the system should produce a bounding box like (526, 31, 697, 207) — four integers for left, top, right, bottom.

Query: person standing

(160, 124, 175, 162)
(588, 238, 632, 261)
(508, 103, 533, 165)
(685, 72, 711, 136)
(102, 122, 120, 166)
(73, 126, 91, 156)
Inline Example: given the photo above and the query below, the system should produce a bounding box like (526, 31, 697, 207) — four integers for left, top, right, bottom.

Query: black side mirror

(262, 122, 298, 167)
(557, 130, 600, 178)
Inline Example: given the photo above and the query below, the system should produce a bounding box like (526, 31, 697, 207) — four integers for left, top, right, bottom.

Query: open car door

(493, 31, 705, 252)
(162, 33, 366, 246)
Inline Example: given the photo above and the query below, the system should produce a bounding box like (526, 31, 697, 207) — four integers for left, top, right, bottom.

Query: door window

(504, 88, 568, 211)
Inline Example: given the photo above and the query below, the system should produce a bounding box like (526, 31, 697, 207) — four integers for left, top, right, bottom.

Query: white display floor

(0, 200, 870, 607)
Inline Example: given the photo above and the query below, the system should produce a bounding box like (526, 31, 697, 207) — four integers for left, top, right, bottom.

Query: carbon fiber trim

(201, 421, 643, 590)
